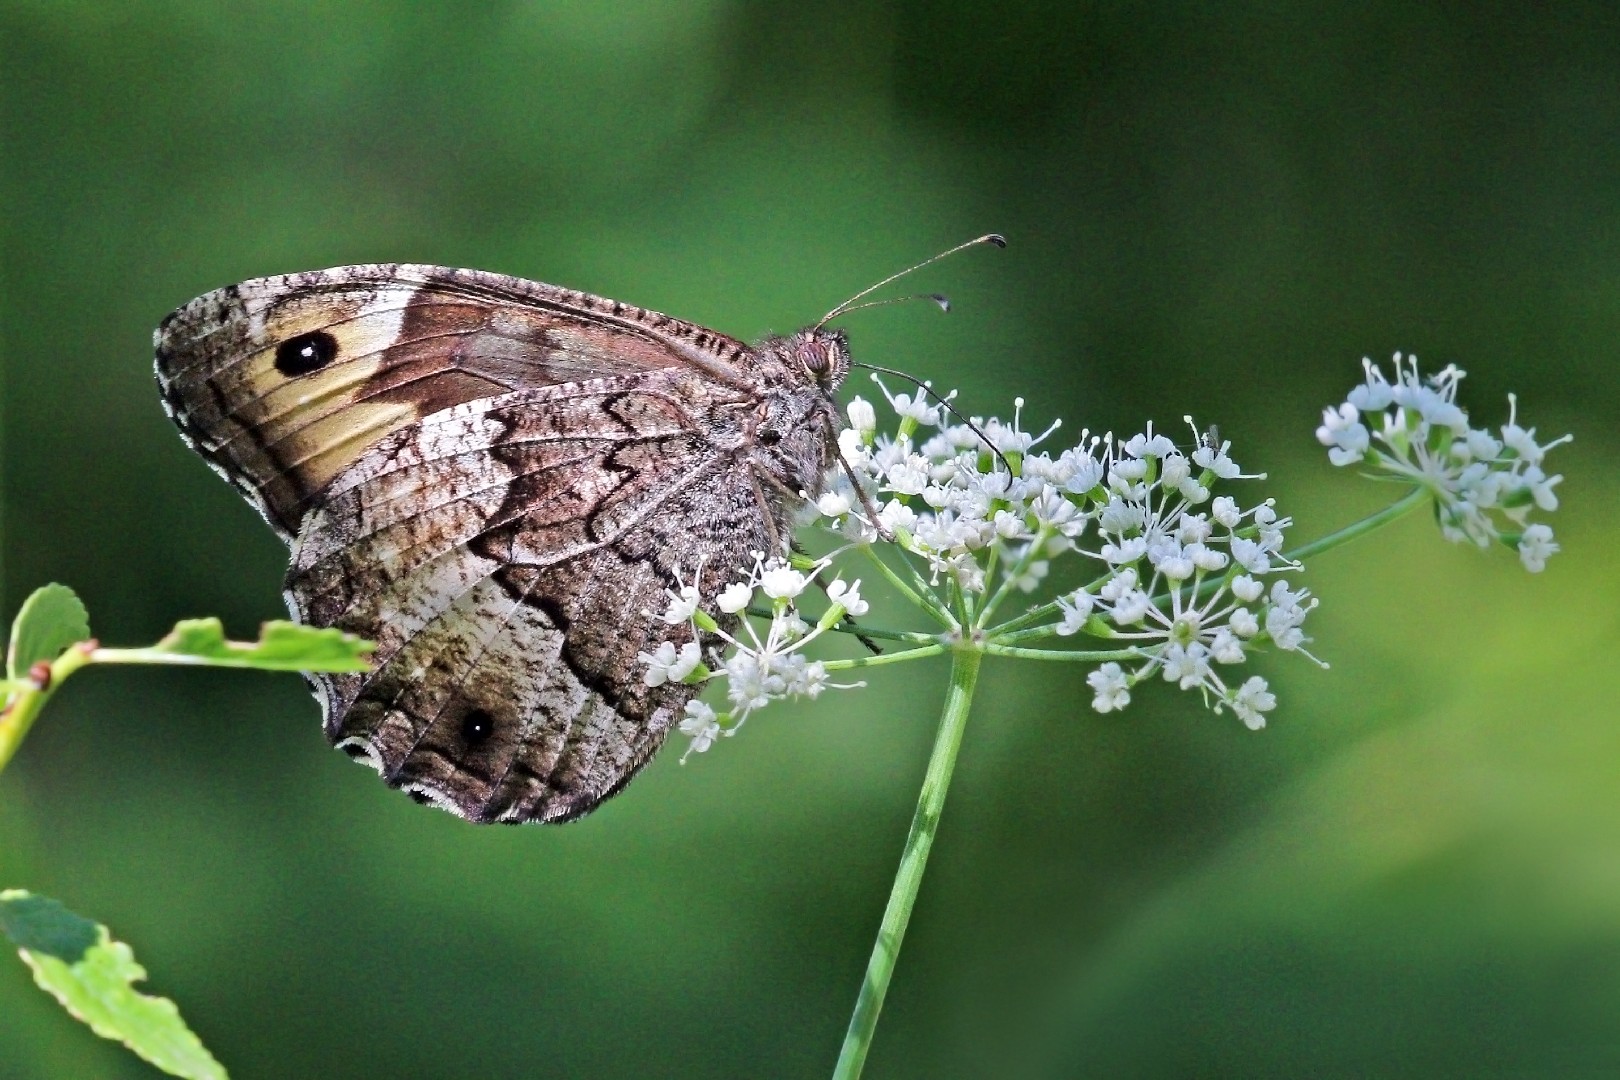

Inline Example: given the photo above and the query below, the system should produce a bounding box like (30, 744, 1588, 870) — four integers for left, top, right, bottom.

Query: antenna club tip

(982, 233, 1008, 248)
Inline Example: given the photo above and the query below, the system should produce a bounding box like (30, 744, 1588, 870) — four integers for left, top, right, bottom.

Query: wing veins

(299, 451, 731, 632)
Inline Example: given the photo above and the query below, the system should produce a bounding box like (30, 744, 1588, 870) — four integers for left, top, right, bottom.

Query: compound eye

(758, 427, 783, 446)
(801, 341, 830, 375)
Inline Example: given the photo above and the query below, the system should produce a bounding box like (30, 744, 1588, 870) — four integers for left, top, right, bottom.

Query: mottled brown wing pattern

(154, 263, 846, 823)
(153, 264, 754, 536)
(286, 377, 769, 822)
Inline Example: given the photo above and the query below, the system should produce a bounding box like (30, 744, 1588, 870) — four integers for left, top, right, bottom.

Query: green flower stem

(974, 544, 1001, 620)
(984, 568, 1115, 639)
(981, 644, 1144, 662)
(821, 644, 948, 671)
(973, 525, 1054, 627)
(893, 543, 963, 627)
(981, 490, 1433, 647)
(0, 643, 93, 776)
(832, 646, 981, 1080)
(949, 580, 971, 629)
(822, 621, 939, 647)
(861, 547, 957, 629)
(815, 620, 939, 645)
(1282, 485, 1428, 562)
(1143, 486, 1432, 612)
(991, 624, 1086, 647)
(987, 600, 1062, 637)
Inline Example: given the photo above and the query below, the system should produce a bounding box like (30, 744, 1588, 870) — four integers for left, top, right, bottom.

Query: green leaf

(6, 583, 91, 680)
(0, 890, 228, 1080)
(153, 618, 373, 672)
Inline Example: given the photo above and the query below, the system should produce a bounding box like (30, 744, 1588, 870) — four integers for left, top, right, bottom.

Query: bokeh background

(4, 4, 1617, 1078)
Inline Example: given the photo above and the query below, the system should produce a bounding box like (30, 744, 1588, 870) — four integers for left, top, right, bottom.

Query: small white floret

(1088, 663, 1131, 713)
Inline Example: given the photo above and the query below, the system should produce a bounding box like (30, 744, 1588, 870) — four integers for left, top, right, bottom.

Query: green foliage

(150, 618, 374, 672)
(0, 589, 372, 1077)
(0, 891, 227, 1080)
(6, 584, 91, 680)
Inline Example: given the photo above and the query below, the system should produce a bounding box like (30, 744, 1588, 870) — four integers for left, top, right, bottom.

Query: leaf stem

(0, 619, 372, 778)
(832, 646, 981, 1080)
(0, 643, 93, 775)
(81, 647, 271, 668)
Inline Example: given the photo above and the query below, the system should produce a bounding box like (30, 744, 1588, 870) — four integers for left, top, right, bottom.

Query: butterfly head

(742, 327, 852, 502)
(787, 327, 851, 392)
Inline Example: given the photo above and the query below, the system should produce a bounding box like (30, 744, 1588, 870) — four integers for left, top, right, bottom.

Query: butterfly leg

(790, 539, 883, 656)
(836, 444, 896, 543)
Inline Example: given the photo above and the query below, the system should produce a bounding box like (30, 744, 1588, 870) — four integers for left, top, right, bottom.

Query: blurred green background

(3, 3, 1617, 1077)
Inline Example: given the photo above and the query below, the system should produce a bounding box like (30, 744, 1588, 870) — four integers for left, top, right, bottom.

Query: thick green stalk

(832, 646, 982, 1080)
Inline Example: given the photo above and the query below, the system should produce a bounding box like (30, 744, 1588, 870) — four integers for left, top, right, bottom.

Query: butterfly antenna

(817, 233, 1006, 329)
(852, 361, 1013, 475)
(834, 293, 952, 318)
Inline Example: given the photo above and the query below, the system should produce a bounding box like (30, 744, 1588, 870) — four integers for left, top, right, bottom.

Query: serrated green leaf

(0, 890, 227, 1080)
(154, 618, 373, 672)
(7, 584, 91, 680)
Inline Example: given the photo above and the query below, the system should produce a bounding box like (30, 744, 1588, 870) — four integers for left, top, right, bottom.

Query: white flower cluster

(638, 556, 868, 762)
(1317, 354, 1569, 571)
(812, 380, 1318, 731)
(645, 357, 1569, 760)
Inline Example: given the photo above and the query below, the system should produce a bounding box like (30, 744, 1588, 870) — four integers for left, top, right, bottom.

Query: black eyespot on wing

(461, 709, 495, 745)
(274, 330, 338, 376)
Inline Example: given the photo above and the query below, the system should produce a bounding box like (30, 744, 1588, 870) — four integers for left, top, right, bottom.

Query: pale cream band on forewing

(153, 265, 755, 537)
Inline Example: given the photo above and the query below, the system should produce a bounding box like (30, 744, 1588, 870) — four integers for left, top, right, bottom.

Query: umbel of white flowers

(1317, 353, 1567, 571)
(643, 354, 1567, 759)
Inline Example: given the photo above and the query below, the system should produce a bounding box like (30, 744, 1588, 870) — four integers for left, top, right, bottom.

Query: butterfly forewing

(153, 264, 829, 823)
(153, 264, 754, 535)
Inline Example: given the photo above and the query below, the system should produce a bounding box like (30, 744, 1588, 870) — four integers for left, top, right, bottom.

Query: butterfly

(154, 263, 857, 823)
(153, 238, 1001, 824)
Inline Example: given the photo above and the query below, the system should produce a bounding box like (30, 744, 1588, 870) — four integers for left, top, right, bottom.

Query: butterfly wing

(287, 378, 770, 822)
(154, 264, 755, 536)
(154, 266, 774, 822)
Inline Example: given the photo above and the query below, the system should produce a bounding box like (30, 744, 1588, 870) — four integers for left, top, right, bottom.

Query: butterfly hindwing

(283, 377, 770, 821)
